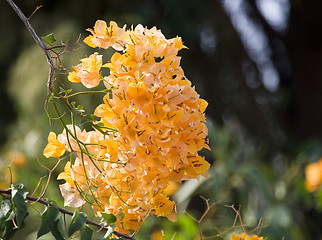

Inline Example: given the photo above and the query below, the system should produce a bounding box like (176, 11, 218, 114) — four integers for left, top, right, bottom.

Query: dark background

(1, 0, 322, 239)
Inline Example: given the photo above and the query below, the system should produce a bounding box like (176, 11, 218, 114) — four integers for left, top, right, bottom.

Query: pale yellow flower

(59, 182, 85, 208)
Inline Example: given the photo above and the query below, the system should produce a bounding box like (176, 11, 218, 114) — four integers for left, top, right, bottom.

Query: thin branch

(6, 0, 80, 111)
(0, 189, 137, 240)
(28, 5, 42, 21)
(38, 157, 63, 199)
(30, 175, 46, 197)
(6, 0, 55, 89)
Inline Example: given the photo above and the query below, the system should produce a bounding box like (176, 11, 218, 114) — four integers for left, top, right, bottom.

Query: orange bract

(68, 53, 102, 88)
(84, 20, 126, 50)
(43, 132, 65, 158)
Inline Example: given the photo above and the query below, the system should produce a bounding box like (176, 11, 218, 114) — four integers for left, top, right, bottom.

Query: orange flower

(43, 132, 65, 158)
(97, 139, 119, 162)
(122, 213, 142, 231)
(184, 155, 211, 179)
(84, 20, 125, 50)
(57, 161, 74, 187)
(68, 53, 102, 88)
(305, 158, 322, 192)
(232, 233, 263, 240)
(127, 80, 146, 98)
(152, 194, 177, 222)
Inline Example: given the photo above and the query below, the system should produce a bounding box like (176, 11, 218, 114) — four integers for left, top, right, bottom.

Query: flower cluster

(305, 158, 322, 192)
(44, 20, 210, 233)
(231, 233, 263, 240)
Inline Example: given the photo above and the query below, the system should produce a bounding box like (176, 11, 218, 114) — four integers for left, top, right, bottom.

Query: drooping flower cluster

(44, 20, 210, 233)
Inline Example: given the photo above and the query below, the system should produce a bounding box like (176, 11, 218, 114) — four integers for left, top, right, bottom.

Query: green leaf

(58, 87, 69, 95)
(0, 199, 12, 225)
(41, 33, 57, 45)
(103, 225, 115, 240)
(68, 210, 87, 237)
(80, 225, 93, 240)
(1, 213, 22, 240)
(101, 213, 117, 224)
(48, 95, 54, 102)
(81, 114, 96, 125)
(76, 105, 84, 111)
(50, 219, 64, 240)
(75, 105, 85, 115)
(11, 184, 28, 227)
(37, 206, 60, 238)
(0, 200, 13, 239)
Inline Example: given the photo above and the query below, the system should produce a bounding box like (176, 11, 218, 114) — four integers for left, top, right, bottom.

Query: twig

(6, 0, 55, 97)
(6, 0, 80, 111)
(0, 189, 137, 240)
(30, 175, 46, 197)
(37, 157, 62, 200)
(28, 5, 42, 21)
